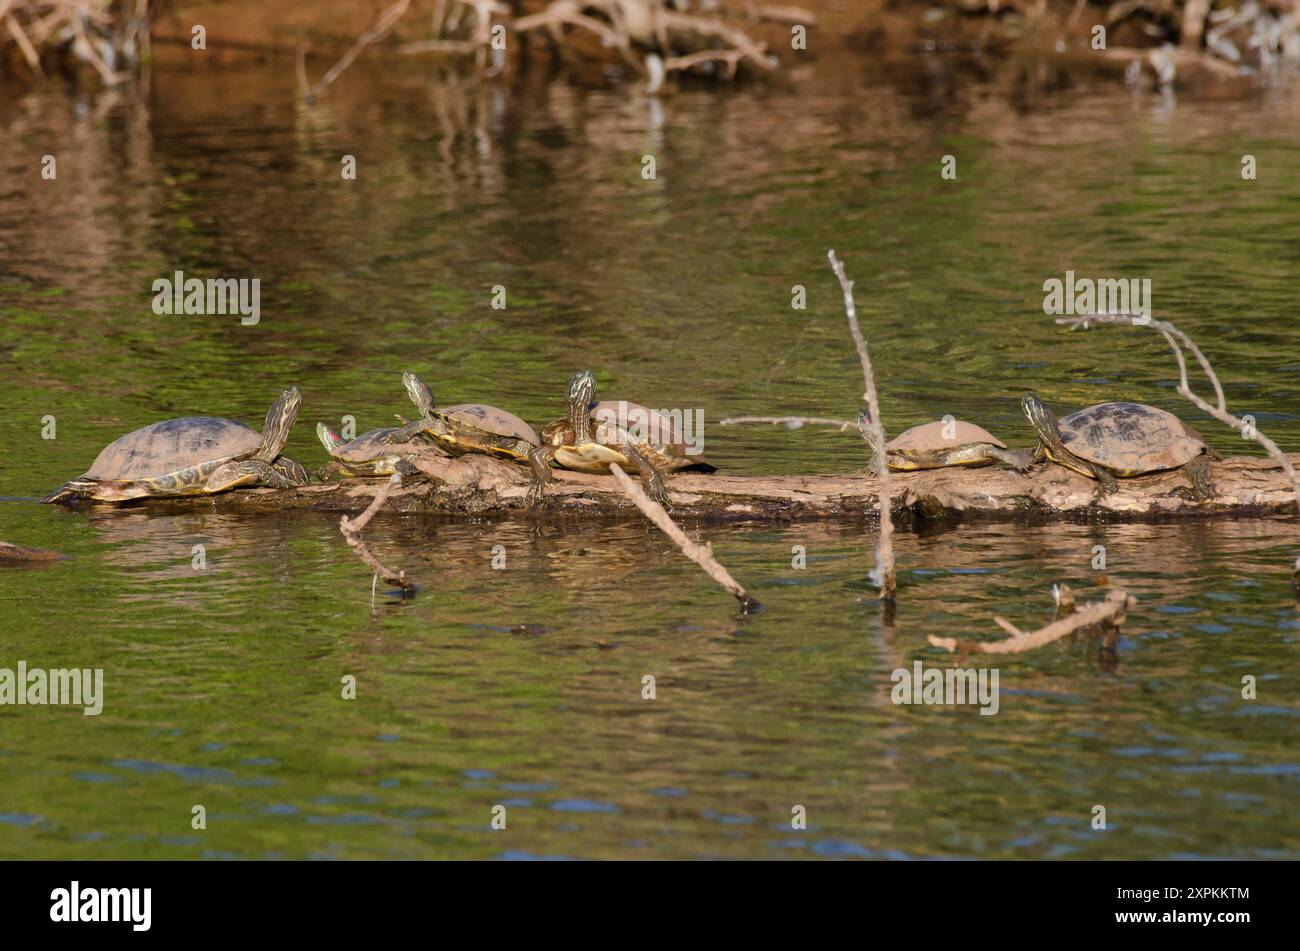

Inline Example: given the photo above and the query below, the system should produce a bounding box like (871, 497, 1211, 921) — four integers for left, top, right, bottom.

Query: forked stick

(929, 589, 1134, 655)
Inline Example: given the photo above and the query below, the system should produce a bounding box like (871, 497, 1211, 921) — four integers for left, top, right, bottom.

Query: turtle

(383, 372, 555, 506)
(41, 387, 310, 503)
(316, 423, 420, 479)
(885, 420, 1033, 472)
(1021, 391, 1218, 499)
(538, 369, 716, 508)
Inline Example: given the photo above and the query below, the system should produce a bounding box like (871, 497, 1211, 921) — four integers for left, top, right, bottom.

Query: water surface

(1, 56, 1298, 859)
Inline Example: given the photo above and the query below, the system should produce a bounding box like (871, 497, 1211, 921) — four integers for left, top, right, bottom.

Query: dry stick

(720, 415, 860, 432)
(338, 472, 415, 594)
(1058, 312, 1300, 578)
(929, 589, 1135, 655)
(608, 462, 758, 613)
(828, 249, 895, 600)
(303, 0, 412, 103)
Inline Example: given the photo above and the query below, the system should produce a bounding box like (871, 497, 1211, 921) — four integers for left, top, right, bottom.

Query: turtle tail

(40, 478, 98, 504)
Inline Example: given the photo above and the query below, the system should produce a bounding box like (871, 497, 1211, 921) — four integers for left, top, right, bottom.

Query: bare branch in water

(608, 462, 758, 613)
(304, 0, 413, 103)
(929, 589, 1135, 655)
(1058, 312, 1300, 583)
(828, 249, 895, 600)
(720, 415, 861, 432)
(338, 472, 415, 595)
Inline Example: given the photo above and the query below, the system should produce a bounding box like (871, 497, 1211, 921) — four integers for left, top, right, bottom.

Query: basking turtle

(316, 423, 419, 479)
(41, 387, 310, 503)
(886, 420, 1033, 472)
(1021, 392, 1218, 499)
(385, 372, 554, 505)
(538, 370, 716, 508)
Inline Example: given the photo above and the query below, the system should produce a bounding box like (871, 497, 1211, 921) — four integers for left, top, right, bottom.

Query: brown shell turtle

(41, 387, 309, 503)
(1022, 391, 1218, 499)
(384, 372, 554, 505)
(886, 419, 1033, 471)
(539, 370, 715, 508)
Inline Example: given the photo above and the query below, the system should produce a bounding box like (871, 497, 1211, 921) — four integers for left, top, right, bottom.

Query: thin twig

(608, 462, 758, 613)
(828, 249, 895, 600)
(719, 415, 860, 432)
(929, 589, 1135, 655)
(338, 472, 415, 594)
(304, 0, 413, 103)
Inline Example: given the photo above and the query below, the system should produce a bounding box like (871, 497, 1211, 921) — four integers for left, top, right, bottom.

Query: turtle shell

(84, 417, 261, 480)
(886, 420, 1006, 452)
(589, 399, 714, 471)
(333, 427, 404, 462)
(1057, 402, 1206, 475)
(441, 404, 539, 444)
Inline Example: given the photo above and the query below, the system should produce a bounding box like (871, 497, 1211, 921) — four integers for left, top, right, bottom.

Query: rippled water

(1, 56, 1298, 858)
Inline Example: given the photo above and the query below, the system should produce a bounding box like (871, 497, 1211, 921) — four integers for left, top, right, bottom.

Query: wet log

(126, 448, 1300, 523)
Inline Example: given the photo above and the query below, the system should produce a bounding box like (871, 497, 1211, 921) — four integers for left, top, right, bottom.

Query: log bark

(124, 449, 1300, 523)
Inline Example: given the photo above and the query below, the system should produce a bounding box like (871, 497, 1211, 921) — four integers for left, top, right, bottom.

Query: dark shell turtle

(886, 420, 1032, 471)
(538, 370, 715, 509)
(41, 388, 309, 503)
(1022, 392, 1217, 499)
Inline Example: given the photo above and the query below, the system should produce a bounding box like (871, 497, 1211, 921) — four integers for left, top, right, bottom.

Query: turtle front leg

(273, 456, 312, 486)
(214, 458, 299, 491)
(1090, 463, 1119, 497)
(1179, 454, 1216, 501)
(525, 445, 556, 508)
(624, 444, 671, 509)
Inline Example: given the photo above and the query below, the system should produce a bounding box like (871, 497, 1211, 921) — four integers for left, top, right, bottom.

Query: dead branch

(929, 589, 1135, 655)
(1056, 312, 1300, 513)
(608, 462, 758, 613)
(829, 249, 895, 600)
(304, 0, 413, 103)
(338, 471, 415, 594)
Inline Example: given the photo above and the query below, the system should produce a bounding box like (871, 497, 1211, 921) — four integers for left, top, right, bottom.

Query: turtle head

(566, 370, 598, 440)
(1021, 391, 1061, 445)
(316, 421, 344, 453)
(567, 370, 597, 410)
(258, 386, 302, 460)
(402, 371, 436, 418)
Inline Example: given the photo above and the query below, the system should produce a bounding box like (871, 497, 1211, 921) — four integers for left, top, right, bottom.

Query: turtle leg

(524, 445, 555, 508)
(1090, 463, 1119, 496)
(273, 456, 311, 485)
(1180, 455, 1216, 501)
(624, 444, 671, 509)
(207, 458, 298, 492)
(987, 447, 1036, 473)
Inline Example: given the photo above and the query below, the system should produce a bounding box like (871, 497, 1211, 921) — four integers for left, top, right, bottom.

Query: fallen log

(118, 448, 1300, 523)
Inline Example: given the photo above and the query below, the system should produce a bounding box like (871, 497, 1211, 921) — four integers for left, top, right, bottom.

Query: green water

(1, 59, 1298, 859)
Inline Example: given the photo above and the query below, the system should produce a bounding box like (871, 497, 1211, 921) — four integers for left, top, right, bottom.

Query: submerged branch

(608, 462, 758, 613)
(338, 471, 415, 594)
(929, 589, 1135, 655)
(720, 415, 861, 432)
